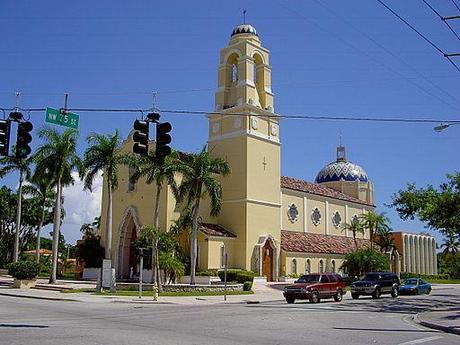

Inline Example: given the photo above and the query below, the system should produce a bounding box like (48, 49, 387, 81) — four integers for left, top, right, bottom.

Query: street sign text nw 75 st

(45, 107, 79, 129)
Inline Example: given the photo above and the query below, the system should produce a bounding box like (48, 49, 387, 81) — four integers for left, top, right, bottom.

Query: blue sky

(0, 0, 459, 245)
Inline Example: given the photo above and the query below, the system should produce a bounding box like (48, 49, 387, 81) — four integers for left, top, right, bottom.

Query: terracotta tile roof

(281, 230, 371, 255)
(23, 249, 52, 255)
(281, 176, 374, 207)
(200, 223, 237, 238)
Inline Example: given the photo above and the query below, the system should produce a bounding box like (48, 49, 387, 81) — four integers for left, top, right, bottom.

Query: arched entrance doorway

(262, 241, 273, 281)
(116, 209, 139, 280)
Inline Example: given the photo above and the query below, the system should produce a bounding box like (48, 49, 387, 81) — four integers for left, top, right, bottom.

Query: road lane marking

(397, 336, 443, 345)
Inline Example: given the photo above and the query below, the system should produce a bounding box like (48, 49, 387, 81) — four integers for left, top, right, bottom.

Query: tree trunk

(36, 201, 46, 263)
(49, 179, 62, 284)
(353, 231, 358, 250)
(13, 169, 24, 262)
(105, 182, 113, 260)
(152, 185, 162, 290)
(190, 196, 201, 285)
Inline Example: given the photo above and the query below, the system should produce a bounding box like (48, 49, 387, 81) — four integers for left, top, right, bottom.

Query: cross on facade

(262, 156, 267, 170)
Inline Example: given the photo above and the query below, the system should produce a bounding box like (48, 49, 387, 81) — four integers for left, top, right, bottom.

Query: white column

(303, 197, 307, 233)
(410, 235, 416, 273)
(418, 237, 423, 274)
(404, 235, 410, 272)
(325, 200, 329, 235)
(424, 237, 429, 275)
(428, 238, 434, 275)
(345, 205, 349, 237)
(433, 238, 438, 275)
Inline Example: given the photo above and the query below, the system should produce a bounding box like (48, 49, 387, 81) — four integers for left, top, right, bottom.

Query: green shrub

(76, 235, 105, 268)
(218, 269, 255, 283)
(243, 281, 253, 291)
(340, 248, 390, 281)
(400, 273, 450, 280)
(196, 270, 219, 276)
(288, 273, 301, 278)
(7, 261, 41, 280)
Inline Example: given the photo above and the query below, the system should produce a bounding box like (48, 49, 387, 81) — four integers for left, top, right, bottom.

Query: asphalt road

(0, 286, 459, 345)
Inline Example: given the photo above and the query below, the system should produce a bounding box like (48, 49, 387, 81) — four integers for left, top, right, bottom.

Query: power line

(312, 0, 460, 111)
(451, 0, 460, 13)
(377, 0, 460, 73)
(1, 106, 459, 125)
(423, 0, 460, 41)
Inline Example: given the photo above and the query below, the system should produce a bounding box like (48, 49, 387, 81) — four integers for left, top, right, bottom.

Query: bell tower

(207, 24, 281, 280)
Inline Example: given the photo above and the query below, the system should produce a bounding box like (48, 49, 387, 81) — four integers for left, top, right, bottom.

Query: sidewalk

(0, 275, 285, 305)
(416, 310, 460, 335)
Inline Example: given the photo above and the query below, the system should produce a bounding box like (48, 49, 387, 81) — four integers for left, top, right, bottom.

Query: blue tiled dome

(315, 146, 368, 183)
(231, 24, 258, 37)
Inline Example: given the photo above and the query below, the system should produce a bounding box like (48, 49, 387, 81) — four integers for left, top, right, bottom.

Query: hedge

(217, 269, 255, 283)
(7, 261, 41, 280)
(400, 273, 450, 280)
(243, 281, 253, 291)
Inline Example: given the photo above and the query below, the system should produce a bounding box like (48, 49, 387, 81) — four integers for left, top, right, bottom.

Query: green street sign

(45, 107, 79, 129)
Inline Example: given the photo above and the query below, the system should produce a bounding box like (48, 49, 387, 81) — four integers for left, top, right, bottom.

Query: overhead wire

(0, 106, 459, 125)
(422, 0, 460, 41)
(451, 0, 460, 13)
(376, 0, 460, 73)
(276, 0, 460, 111)
(313, 0, 460, 111)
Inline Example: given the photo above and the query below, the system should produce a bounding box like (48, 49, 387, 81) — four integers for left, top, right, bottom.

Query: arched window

(305, 259, 311, 274)
(332, 260, 336, 274)
(291, 259, 297, 275)
(231, 64, 238, 82)
(319, 260, 324, 273)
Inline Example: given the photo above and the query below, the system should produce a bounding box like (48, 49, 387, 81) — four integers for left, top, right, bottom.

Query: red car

(283, 273, 347, 304)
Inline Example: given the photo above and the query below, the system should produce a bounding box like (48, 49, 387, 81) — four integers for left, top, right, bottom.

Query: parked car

(283, 273, 347, 304)
(398, 278, 432, 295)
(350, 272, 400, 299)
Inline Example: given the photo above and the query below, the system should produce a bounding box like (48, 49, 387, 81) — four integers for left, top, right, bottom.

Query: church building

(99, 24, 377, 281)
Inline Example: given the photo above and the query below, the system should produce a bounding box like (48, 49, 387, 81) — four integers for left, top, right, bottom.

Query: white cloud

(59, 171, 103, 244)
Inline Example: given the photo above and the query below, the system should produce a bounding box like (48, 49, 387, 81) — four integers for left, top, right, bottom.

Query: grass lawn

(428, 279, 460, 284)
(62, 289, 254, 297)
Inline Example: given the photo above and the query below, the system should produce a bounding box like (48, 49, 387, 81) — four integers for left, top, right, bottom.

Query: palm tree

(177, 147, 230, 284)
(441, 232, 460, 254)
(341, 221, 365, 250)
(82, 131, 123, 263)
(123, 150, 182, 288)
(0, 153, 33, 262)
(22, 172, 55, 263)
(34, 127, 82, 284)
(359, 211, 391, 250)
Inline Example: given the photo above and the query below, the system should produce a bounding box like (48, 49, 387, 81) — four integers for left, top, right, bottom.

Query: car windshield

(404, 279, 418, 285)
(363, 274, 381, 281)
(296, 275, 320, 283)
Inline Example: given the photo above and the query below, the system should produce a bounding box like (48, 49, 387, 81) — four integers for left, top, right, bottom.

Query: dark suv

(283, 273, 347, 304)
(350, 272, 400, 299)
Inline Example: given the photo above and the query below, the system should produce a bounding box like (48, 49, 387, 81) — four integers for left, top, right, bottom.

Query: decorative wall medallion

(212, 123, 220, 134)
(287, 203, 299, 223)
(234, 117, 242, 129)
(270, 124, 278, 136)
(311, 207, 321, 226)
(332, 211, 342, 228)
(251, 118, 258, 130)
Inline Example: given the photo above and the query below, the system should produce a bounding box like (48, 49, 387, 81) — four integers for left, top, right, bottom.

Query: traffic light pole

(13, 169, 24, 262)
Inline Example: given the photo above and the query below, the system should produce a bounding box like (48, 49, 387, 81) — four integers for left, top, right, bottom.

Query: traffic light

(16, 121, 33, 158)
(0, 119, 11, 157)
(155, 122, 172, 164)
(132, 119, 149, 156)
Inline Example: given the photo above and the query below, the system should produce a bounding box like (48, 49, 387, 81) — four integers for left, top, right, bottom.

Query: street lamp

(434, 122, 460, 132)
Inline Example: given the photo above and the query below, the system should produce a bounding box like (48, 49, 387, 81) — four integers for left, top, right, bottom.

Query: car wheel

(372, 288, 381, 299)
(427, 288, 431, 295)
(309, 290, 320, 304)
(351, 293, 359, 299)
(391, 286, 398, 298)
(334, 289, 343, 302)
(286, 298, 295, 304)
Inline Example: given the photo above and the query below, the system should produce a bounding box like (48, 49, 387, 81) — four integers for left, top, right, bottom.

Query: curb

(0, 291, 78, 302)
(414, 314, 460, 335)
